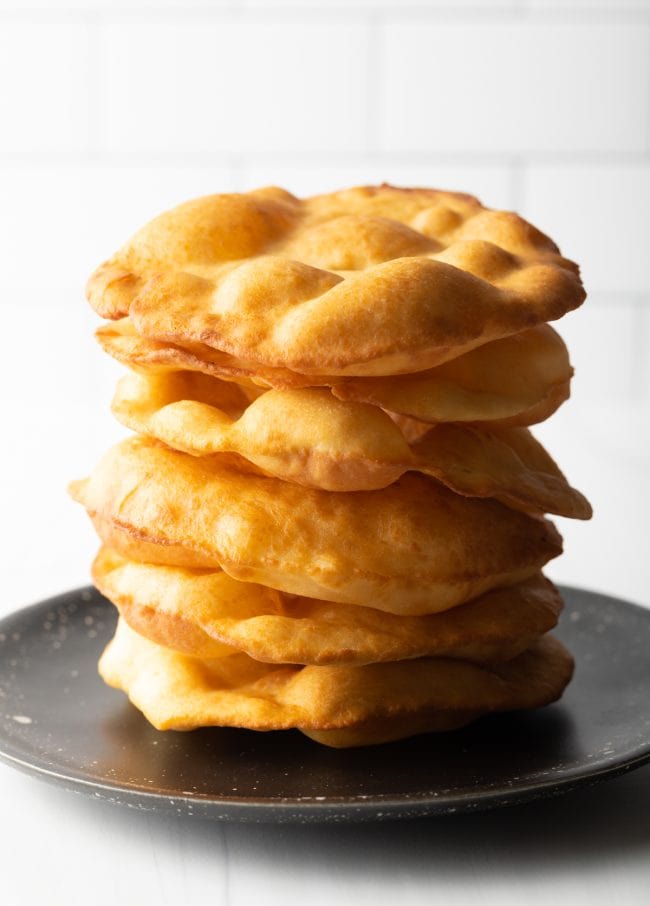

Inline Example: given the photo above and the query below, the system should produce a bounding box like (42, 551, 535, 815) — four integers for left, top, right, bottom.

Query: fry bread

(94, 548, 563, 666)
(69, 436, 563, 615)
(110, 372, 589, 518)
(98, 319, 571, 428)
(87, 185, 584, 377)
(99, 618, 574, 747)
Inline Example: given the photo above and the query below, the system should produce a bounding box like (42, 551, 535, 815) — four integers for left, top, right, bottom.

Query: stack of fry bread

(70, 185, 590, 747)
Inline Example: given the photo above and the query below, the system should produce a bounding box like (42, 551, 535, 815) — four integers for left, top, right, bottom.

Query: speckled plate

(0, 586, 649, 823)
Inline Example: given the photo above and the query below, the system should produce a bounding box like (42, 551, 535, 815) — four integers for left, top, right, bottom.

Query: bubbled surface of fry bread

(69, 436, 563, 616)
(99, 618, 574, 747)
(87, 184, 584, 377)
(93, 547, 563, 666)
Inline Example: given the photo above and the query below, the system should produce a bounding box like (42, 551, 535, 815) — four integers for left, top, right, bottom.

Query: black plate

(0, 586, 649, 822)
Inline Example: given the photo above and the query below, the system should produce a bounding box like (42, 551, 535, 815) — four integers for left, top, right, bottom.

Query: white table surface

(1, 760, 650, 906)
(1, 299, 649, 905)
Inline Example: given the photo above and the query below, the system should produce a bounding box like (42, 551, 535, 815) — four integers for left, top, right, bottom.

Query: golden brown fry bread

(93, 547, 563, 666)
(412, 424, 591, 519)
(98, 319, 571, 428)
(69, 436, 563, 616)
(114, 369, 255, 426)
(96, 319, 291, 390)
(332, 323, 572, 427)
(87, 184, 584, 377)
(99, 618, 574, 747)
(111, 371, 590, 518)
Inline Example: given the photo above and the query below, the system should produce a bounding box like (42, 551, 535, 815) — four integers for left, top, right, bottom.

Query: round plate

(0, 586, 649, 823)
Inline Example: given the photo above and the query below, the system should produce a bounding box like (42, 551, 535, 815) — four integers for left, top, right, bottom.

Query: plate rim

(1, 735, 650, 822)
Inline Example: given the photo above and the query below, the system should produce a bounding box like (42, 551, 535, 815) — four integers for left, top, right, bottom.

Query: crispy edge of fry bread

(99, 619, 574, 747)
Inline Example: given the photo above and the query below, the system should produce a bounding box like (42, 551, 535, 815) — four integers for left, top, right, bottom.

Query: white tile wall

(381, 21, 649, 154)
(102, 21, 368, 153)
(524, 164, 650, 295)
(528, 1, 650, 9)
(240, 162, 515, 208)
(0, 164, 237, 291)
(552, 302, 643, 402)
(0, 23, 91, 152)
(0, 1, 648, 610)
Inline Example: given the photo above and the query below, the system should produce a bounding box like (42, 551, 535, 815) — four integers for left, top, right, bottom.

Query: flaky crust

(69, 436, 563, 616)
(99, 618, 574, 747)
(87, 185, 584, 377)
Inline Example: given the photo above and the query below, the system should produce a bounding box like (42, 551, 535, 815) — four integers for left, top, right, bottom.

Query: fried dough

(93, 548, 563, 666)
(76, 182, 587, 748)
(98, 319, 571, 429)
(110, 372, 590, 518)
(99, 618, 574, 747)
(87, 185, 584, 377)
(332, 324, 572, 427)
(69, 436, 563, 615)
